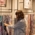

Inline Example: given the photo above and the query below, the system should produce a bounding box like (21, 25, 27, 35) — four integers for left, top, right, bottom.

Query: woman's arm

(10, 21, 26, 29)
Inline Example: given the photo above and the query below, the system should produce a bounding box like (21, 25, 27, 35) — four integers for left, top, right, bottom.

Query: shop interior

(0, 0, 35, 35)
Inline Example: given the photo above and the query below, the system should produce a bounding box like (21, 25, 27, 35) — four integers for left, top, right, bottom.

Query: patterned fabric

(30, 14, 35, 35)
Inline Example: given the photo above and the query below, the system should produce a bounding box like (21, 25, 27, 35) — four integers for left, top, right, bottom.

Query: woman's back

(14, 19, 26, 35)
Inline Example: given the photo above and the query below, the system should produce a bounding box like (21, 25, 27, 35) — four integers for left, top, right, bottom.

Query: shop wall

(12, 0, 27, 22)
(32, 0, 35, 12)
(0, 0, 11, 13)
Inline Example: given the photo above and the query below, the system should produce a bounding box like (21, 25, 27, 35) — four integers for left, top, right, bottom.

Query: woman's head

(15, 10, 24, 20)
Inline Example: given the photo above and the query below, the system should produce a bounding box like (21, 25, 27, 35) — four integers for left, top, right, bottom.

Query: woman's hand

(4, 23, 8, 26)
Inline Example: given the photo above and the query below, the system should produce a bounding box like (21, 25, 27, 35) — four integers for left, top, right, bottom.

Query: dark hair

(15, 10, 24, 20)
(4, 15, 10, 24)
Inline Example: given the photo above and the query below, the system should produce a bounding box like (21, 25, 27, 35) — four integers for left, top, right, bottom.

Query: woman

(3, 15, 10, 35)
(11, 10, 26, 35)
(4, 20, 9, 35)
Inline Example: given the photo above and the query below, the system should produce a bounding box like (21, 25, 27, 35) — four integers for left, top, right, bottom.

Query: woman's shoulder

(20, 19, 25, 22)
(17, 19, 25, 24)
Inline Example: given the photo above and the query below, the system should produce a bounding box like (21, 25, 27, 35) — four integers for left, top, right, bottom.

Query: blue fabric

(12, 19, 26, 35)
